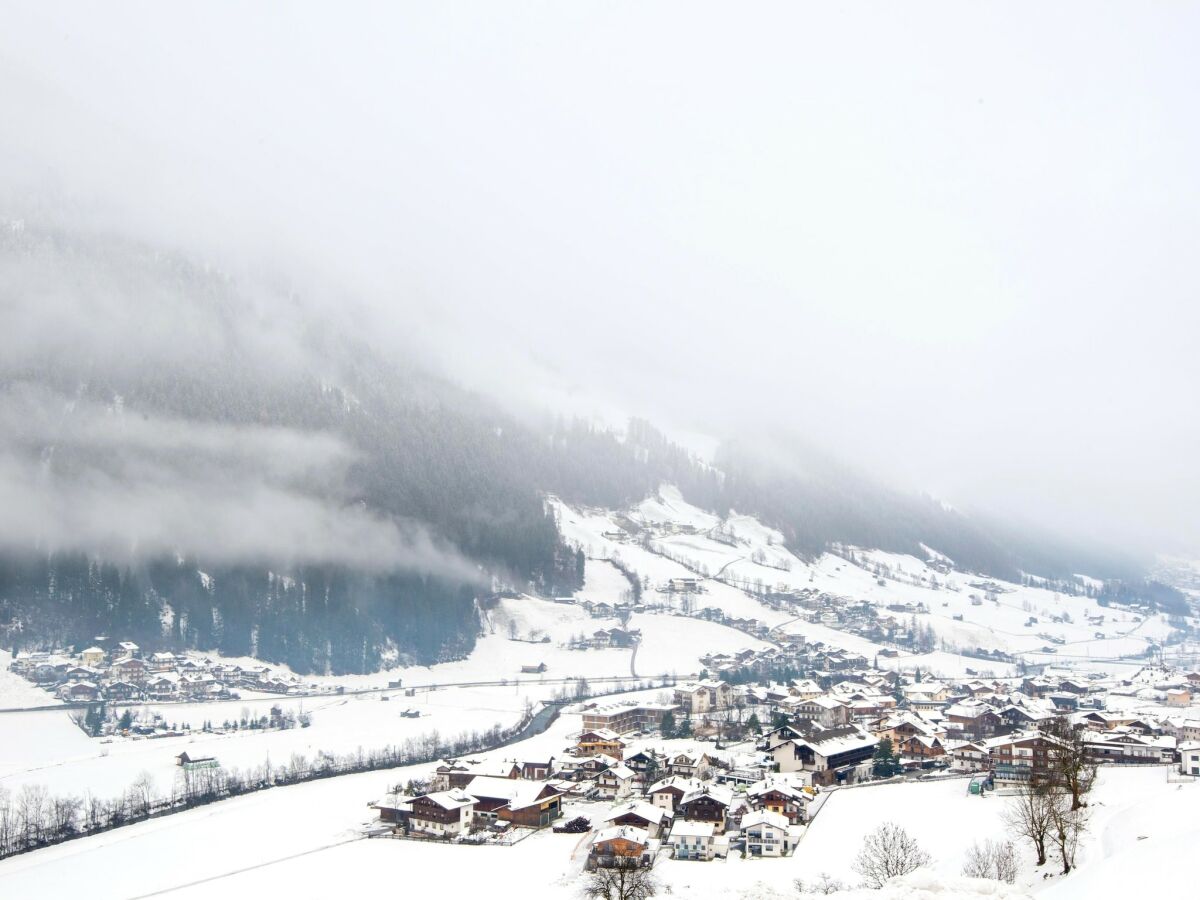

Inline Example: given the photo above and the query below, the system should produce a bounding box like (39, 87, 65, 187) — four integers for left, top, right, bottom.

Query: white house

(667, 820, 725, 861)
(741, 808, 795, 857)
(596, 763, 637, 801)
(1179, 741, 1200, 776)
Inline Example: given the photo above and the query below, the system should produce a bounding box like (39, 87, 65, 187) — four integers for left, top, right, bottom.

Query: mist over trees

(0, 227, 1179, 672)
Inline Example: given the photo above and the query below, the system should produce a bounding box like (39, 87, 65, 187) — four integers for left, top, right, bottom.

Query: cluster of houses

(366, 648, 1200, 870)
(371, 723, 813, 863)
(8, 641, 313, 704)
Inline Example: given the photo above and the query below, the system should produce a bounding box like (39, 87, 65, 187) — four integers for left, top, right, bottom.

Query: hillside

(0, 226, 1182, 674)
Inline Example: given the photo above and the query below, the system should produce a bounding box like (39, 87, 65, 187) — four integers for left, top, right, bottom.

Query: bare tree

(584, 860, 657, 900)
(1047, 792, 1087, 875)
(1003, 784, 1054, 867)
(1045, 717, 1097, 811)
(852, 822, 931, 888)
(961, 838, 1018, 883)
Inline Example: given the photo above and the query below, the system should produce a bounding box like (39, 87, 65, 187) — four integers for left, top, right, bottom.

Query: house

(746, 778, 809, 825)
(577, 729, 626, 760)
(595, 763, 637, 801)
(676, 784, 733, 834)
(148, 652, 177, 673)
(58, 680, 101, 701)
(985, 732, 1067, 786)
(111, 656, 148, 683)
(667, 820, 724, 861)
(673, 680, 733, 715)
(79, 646, 106, 667)
(1166, 689, 1192, 708)
(742, 809, 795, 857)
(948, 740, 991, 772)
(768, 725, 877, 785)
(520, 662, 548, 674)
(647, 776, 700, 813)
(666, 750, 712, 779)
(1179, 741, 1200, 776)
(589, 826, 656, 869)
(105, 680, 142, 702)
(462, 776, 563, 828)
(407, 789, 477, 837)
(116, 641, 141, 658)
(897, 734, 946, 760)
(603, 800, 673, 838)
(945, 702, 1002, 740)
(521, 758, 556, 780)
(795, 696, 851, 728)
(623, 750, 664, 782)
(1083, 730, 1175, 765)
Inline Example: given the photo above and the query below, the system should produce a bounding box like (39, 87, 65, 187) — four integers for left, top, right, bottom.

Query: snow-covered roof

(603, 800, 670, 825)
(669, 820, 716, 839)
(593, 825, 649, 846)
(416, 789, 476, 811)
(741, 808, 789, 831)
(462, 776, 559, 811)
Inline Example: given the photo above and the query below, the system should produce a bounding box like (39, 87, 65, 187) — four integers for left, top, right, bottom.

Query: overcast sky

(2, 3, 1198, 558)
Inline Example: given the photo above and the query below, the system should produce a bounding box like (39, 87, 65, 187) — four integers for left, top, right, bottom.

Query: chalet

(595, 763, 637, 801)
(623, 749, 664, 782)
(666, 578, 702, 593)
(985, 732, 1067, 786)
(58, 681, 100, 701)
(520, 662, 548, 674)
(647, 776, 700, 812)
(105, 680, 142, 701)
(111, 657, 148, 682)
(795, 696, 851, 728)
(676, 784, 732, 834)
(589, 825, 656, 869)
(948, 740, 990, 772)
(574, 754, 623, 780)
(577, 729, 625, 759)
(945, 702, 1002, 741)
(148, 652, 178, 673)
(746, 778, 808, 824)
(666, 820, 723, 861)
(146, 674, 180, 700)
(1083, 730, 1175, 765)
(768, 725, 877, 785)
(897, 734, 946, 759)
(116, 641, 140, 658)
(463, 776, 563, 828)
(521, 758, 556, 780)
(666, 750, 712, 779)
(407, 789, 477, 837)
(603, 800, 673, 838)
(742, 809, 795, 857)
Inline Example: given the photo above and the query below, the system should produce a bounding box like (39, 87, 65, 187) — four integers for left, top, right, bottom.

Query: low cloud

(0, 385, 481, 581)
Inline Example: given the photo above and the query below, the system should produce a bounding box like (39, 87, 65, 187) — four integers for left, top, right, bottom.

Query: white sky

(2, 2, 1197, 556)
